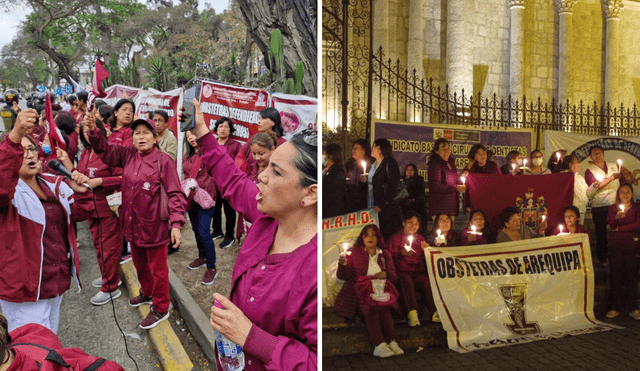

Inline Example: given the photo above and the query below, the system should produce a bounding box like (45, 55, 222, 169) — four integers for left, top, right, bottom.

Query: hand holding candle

(435, 229, 446, 245)
(620, 204, 625, 213)
(404, 235, 414, 252)
(361, 160, 367, 175)
(617, 159, 622, 170)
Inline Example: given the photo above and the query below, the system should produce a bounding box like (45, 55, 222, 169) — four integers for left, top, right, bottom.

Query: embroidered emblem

(143, 182, 151, 190)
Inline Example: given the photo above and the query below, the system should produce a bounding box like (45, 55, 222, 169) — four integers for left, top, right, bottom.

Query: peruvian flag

(45, 93, 67, 152)
(467, 173, 574, 234)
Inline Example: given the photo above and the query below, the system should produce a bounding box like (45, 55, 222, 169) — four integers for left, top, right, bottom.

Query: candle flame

(512, 163, 516, 170)
(437, 229, 442, 237)
(595, 174, 604, 182)
(559, 224, 564, 233)
(342, 243, 348, 254)
(461, 176, 466, 185)
(617, 159, 622, 168)
(620, 204, 625, 212)
(361, 160, 366, 172)
(523, 159, 527, 166)
(471, 225, 476, 233)
(542, 215, 546, 221)
(556, 152, 561, 160)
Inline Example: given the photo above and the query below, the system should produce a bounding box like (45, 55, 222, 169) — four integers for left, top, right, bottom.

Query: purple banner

(373, 122, 533, 180)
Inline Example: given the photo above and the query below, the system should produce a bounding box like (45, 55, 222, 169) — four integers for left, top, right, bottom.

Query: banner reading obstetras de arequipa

(426, 234, 621, 353)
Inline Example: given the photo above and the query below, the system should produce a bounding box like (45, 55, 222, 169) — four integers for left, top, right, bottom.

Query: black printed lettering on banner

(571, 137, 640, 162)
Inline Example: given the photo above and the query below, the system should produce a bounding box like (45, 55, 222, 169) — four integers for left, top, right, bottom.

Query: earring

(301, 201, 305, 206)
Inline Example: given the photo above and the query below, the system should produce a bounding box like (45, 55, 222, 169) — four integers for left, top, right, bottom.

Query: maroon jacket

(66, 131, 79, 160)
(460, 227, 494, 245)
(336, 247, 398, 314)
(608, 203, 640, 248)
(182, 152, 217, 203)
(387, 230, 427, 273)
(468, 160, 500, 175)
(72, 149, 123, 220)
(87, 128, 186, 248)
(221, 138, 242, 160)
(427, 154, 459, 216)
(108, 126, 133, 147)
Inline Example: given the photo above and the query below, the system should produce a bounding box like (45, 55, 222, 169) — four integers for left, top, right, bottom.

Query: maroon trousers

(365, 308, 396, 346)
(88, 214, 123, 293)
(130, 243, 170, 313)
(398, 271, 437, 313)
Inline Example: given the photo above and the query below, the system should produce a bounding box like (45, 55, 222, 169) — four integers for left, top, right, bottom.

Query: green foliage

(267, 29, 304, 95)
(146, 56, 167, 91)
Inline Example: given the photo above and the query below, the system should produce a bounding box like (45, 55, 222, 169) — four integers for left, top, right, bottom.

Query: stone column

(509, 0, 525, 99)
(602, 0, 624, 106)
(408, 0, 425, 79)
(554, 0, 577, 105)
(446, 0, 473, 98)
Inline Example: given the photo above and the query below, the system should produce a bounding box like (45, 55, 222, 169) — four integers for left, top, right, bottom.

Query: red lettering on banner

(347, 213, 357, 225)
(334, 216, 344, 228)
(322, 219, 331, 230)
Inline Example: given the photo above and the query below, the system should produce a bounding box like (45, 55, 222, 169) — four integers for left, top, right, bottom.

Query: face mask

(322, 155, 328, 166)
(532, 158, 543, 166)
(42, 143, 51, 155)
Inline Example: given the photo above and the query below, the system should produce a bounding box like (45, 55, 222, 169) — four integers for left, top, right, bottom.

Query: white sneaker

(92, 277, 122, 288)
(388, 341, 404, 355)
(408, 310, 420, 327)
(432, 311, 441, 323)
(90, 289, 122, 306)
(373, 342, 395, 358)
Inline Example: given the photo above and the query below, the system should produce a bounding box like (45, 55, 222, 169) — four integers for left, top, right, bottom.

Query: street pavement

(57, 221, 160, 370)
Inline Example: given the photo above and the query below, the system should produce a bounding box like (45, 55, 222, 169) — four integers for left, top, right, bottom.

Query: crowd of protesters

(0, 91, 319, 369)
(325, 138, 640, 357)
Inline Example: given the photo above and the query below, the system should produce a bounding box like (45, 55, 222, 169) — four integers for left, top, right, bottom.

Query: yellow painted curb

(120, 262, 194, 371)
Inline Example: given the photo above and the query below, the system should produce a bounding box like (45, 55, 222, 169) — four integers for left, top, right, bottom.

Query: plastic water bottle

(214, 300, 245, 371)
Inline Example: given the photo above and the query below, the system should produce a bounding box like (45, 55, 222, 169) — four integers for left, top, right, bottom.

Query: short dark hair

(561, 154, 577, 171)
(94, 100, 107, 109)
(431, 138, 450, 159)
(214, 117, 236, 134)
(323, 143, 342, 165)
(589, 146, 604, 156)
(402, 210, 421, 224)
(77, 92, 88, 103)
(506, 150, 521, 163)
(67, 95, 77, 104)
(563, 205, 580, 220)
(468, 144, 487, 160)
(499, 206, 520, 227)
(616, 183, 634, 204)
(404, 163, 418, 178)
(373, 138, 393, 158)
(153, 109, 169, 123)
(352, 139, 371, 158)
(530, 149, 542, 157)
(259, 107, 283, 138)
(354, 224, 385, 250)
(98, 105, 114, 128)
(54, 111, 76, 135)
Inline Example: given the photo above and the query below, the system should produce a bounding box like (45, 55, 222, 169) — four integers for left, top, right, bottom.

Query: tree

(236, 0, 317, 96)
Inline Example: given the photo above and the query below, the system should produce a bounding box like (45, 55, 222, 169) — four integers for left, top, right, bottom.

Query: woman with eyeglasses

(0, 109, 91, 333)
(188, 99, 318, 370)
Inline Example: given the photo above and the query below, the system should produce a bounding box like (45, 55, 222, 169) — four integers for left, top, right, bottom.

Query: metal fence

(371, 46, 640, 142)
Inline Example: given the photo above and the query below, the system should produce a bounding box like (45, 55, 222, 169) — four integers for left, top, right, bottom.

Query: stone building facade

(373, 0, 640, 107)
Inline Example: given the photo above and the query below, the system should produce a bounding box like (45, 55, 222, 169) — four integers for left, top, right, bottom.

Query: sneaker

(605, 310, 620, 319)
(202, 268, 219, 285)
(92, 277, 122, 288)
(187, 258, 207, 270)
(408, 310, 420, 327)
(432, 311, 441, 323)
(129, 294, 153, 307)
(120, 254, 132, 265)
(139, 306, 169, 329)
(90, 289, 122, 306)
(220, 237, 235, 249)
(211, 232, 224, 241)
(372, 342, 394, 358)
(388, 341, 404, 355)
(630, 310, 640, 320)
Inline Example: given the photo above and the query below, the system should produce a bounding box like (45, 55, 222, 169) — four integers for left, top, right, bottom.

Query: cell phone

(179, 99, 195, 132)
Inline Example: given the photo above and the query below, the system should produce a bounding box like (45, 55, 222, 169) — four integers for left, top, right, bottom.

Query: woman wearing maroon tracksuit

(86, 114, 186, 329)
(57, 117, 124, 306)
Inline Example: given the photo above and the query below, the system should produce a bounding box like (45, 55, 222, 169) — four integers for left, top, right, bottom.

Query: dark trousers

(592, 206, 610, 262)
(130, 243, 170, 313)
(188, 204, 217, 269)
(365, 308, 396, 346)
(398, 271, 437, 314)
(212, 191, 236, 238)
(88, 213, 123, 293)
(609, 243, 639, 312)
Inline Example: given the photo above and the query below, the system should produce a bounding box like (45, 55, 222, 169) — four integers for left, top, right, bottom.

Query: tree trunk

(236, 0, 317, 96)
(238, 30, 253, 82)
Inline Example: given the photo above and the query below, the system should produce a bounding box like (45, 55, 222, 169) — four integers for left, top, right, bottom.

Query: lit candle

(556, 152, 561, 162)
(437, 229, 442, 238)
(595, 174, 604, 182)
(512, 163, 516, 171)
(617, 159, 622, 170)
(342, 243, 348, 254)
(361, 160, 367, 174)
(541, 215, 546, 222)
(405, 235, 413, 252)
(559, 224, 564, 234)
(471, 225, 476, 234)
(523, 159, 528, 167)
(461, 176, 466, 186)
(620, 204, 625, 213)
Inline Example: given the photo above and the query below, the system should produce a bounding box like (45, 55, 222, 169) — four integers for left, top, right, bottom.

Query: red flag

(45, 93, 67, 152)
(468, 173, 574, 233)
(91, 59, 109, 97)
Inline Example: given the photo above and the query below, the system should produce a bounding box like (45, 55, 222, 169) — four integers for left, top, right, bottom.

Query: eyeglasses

(23, 146, 39, 157)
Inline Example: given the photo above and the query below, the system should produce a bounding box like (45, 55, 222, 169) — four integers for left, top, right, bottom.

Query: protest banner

(373, 121, 533, 181)
(545, 130, 640, 202)
(426, 234, 620, 353)
(103, 84, 143, 107)
(322, 209, 379, 306)
(198, 80, 269, 144)
(270, 93, 318, 140)
(467, 172, 574, 232)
